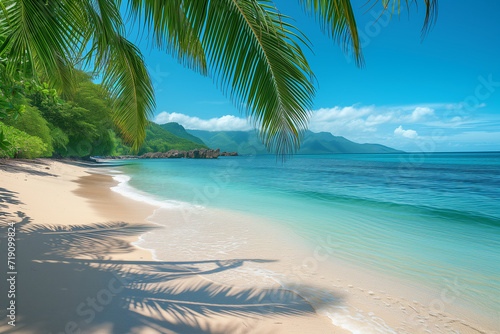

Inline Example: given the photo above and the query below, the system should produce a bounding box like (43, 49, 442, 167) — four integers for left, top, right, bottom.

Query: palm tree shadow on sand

(0, 208, 345, 334)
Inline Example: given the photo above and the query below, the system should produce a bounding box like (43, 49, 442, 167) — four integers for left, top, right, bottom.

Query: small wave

(110, 173, 195, 210)
(108, 172, 203, 262)
(130, 232, 163, 261)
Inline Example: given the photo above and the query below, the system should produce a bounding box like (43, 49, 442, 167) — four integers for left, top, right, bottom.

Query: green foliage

(0, 127, 10, 151)
(0, 71, 26, 152)
(26, 73, 116, 157)
(0, 68, 137, 158)
(0, 69, 127, 158)
(0, 78, 25, 120)
(49, 125, 69, 152)
(0, 71, 206, 159)
(1, 105, 53, 155)
(106, 124, 206, 156)
(0, 123, 48, 158)
(111, 131, 132, 156)
(34, 100, 96, 156)
(70, 78, 115, 156)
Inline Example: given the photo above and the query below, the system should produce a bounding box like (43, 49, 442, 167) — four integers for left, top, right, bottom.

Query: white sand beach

(0, 159, 341, 334)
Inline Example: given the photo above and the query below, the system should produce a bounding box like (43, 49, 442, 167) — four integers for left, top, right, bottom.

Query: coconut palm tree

(0, 0, 436, 155)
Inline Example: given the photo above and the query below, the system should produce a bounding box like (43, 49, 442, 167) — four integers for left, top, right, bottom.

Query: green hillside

(188, 129, 402, 155)
(159, 122, 206, 146)
(114, 123, 208, 155)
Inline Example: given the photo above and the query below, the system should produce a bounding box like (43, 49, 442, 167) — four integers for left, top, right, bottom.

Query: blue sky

(126, 1, 500, 152)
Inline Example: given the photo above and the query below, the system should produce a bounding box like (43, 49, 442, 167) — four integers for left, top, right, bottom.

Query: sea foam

(110, 173, 192, 209)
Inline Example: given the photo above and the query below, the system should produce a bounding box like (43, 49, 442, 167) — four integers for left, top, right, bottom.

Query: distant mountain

(159, 122, 206, 146)
(298, 131, 401, 154)
(187, 128, 402, 155)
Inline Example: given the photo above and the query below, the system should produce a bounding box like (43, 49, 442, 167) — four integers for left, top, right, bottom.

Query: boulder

(219, 151, 238, 156)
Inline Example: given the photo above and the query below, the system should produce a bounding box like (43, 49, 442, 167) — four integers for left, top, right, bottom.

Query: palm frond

(419, 0, 438, 38)
(0, 0, 81, 92)
(180, 0, 315, 156)
(299, 0, 363, 67)
(126, 0, 207, 75)
(82, 0, 155, 152)
(375, 0, 438, 38)
(100, 35, 155, 152)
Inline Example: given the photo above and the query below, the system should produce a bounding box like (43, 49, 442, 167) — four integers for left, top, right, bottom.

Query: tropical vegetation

(0, 0, 437, 157)
(0, 70, 204, 158)
(114, 123, 208, 156)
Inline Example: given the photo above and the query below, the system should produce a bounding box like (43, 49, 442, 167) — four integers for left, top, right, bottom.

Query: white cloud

(312, 105, 374, 122)
(404, 107, 434, 122)
(394, 126, 418, 139)
(154, 112, 252, 131)
(308, 106, 382, 136)
(365, 113, 394, 126)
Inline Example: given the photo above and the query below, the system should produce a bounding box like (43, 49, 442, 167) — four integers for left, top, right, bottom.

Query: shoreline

(0, 159, 341, 333)
(0, 158, 497, 333)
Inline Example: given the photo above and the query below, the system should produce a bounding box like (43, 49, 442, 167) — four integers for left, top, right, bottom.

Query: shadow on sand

(0, 159, 58, 177)
(0, 192, 344, 333)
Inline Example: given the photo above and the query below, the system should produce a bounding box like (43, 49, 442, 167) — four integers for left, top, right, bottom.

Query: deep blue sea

(109, 152, 500, 327)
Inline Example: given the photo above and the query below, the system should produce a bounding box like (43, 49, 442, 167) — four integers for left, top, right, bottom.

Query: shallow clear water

(114, 152, 500, 321)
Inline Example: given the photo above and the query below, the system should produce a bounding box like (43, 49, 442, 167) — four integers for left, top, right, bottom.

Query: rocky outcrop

(140, 148, 221, 159)
(219, 151, 238, 156)
(98, 148, 237, 160)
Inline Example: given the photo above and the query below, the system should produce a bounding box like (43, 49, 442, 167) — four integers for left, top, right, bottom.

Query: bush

(0, 123, 48, 158)
(1, 105, 53, 155)
(110, 131, 132, 156)
(30, 82, 114, 156)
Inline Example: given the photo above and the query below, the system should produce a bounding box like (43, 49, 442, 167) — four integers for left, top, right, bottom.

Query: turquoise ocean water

(110, 152, 500, 326)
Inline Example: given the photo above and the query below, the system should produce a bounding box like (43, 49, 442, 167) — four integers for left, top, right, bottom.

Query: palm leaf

(299, 0, 438, 67)
(378, 0, 437, 38)
(418, 0, 439, 38)
(126, 0, 208, 75)
(179, 0, 315, 156)
(0, 0, 80, 92)
(101, 35, 155, 152)
(78, 0, 156, 152)
(299, 0, 364, 67)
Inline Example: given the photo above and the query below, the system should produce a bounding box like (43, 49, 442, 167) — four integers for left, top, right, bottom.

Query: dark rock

(219, 151, 238, 156)
(139, 148, 221, 159)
